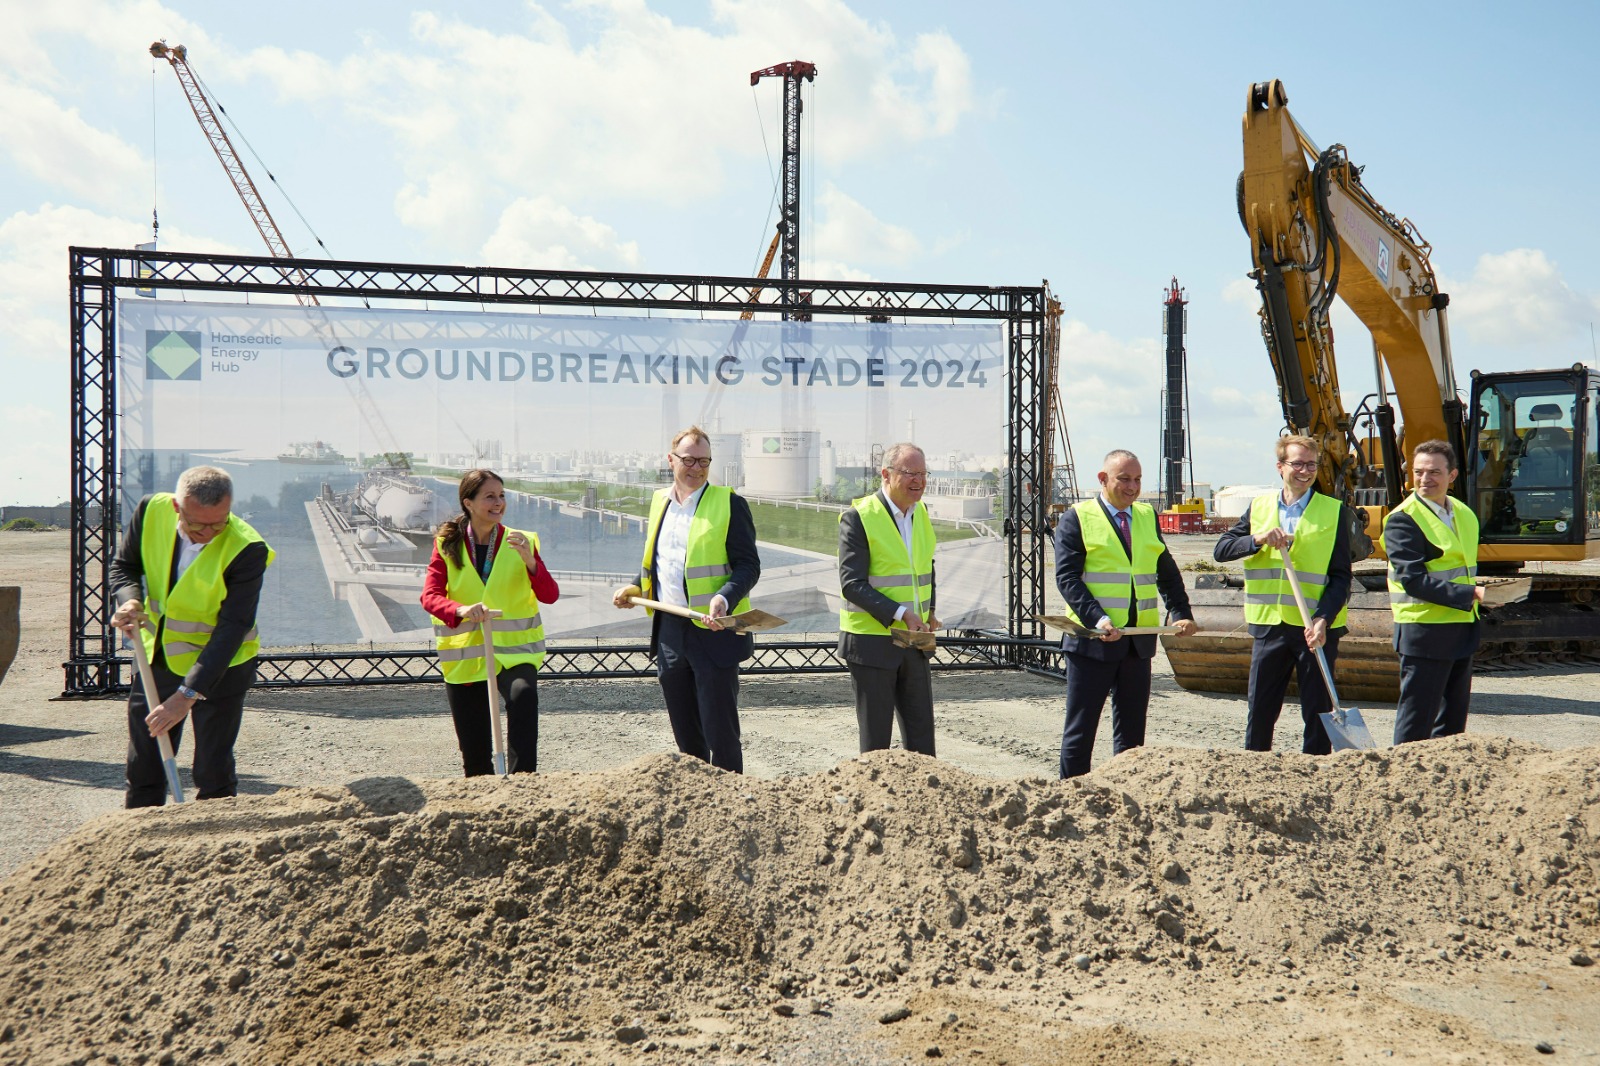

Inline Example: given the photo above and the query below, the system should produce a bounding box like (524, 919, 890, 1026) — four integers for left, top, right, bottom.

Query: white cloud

(811, 183, 920, 272)
(481, 196, 641, 271)
(1221, 275, 1259, 310)
(223, 2, 974, 251)
(1443, 248, 1600, 350)
(0, 78, 147, 211)
(0, 203, 237, 365)
(1056, 319, 1161, 421)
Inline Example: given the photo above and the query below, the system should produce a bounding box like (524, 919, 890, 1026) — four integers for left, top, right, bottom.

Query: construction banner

(117, 299, 1008, 647)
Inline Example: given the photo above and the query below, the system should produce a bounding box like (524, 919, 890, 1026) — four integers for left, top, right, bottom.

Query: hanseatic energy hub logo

(145, 330, 203, 380)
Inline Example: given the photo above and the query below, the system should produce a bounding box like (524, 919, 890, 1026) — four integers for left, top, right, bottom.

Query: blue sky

(3, 0, 1597, 504)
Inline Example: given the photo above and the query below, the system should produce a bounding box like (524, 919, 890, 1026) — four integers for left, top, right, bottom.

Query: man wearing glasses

(1213, 435, 1357, 754)
(1383, 439, 1485, 744)
(108, 466, 275, 806)
(837, 442, 940, 756)
(613, 426, 760, 772)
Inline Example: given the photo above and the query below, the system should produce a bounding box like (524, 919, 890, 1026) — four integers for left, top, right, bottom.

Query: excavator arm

(1239, 79, 1467, 541)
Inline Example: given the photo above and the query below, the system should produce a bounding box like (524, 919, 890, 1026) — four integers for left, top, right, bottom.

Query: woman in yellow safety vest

(421, 469, 559, 775)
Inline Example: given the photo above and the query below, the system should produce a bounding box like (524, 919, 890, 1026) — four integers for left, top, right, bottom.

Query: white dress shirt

(174, 528, 205, 582)
(655, 484, 706, 609)
(885, 495, 919, 622)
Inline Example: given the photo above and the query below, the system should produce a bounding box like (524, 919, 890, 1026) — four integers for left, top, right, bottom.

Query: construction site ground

(1, 528, 1597, 1064)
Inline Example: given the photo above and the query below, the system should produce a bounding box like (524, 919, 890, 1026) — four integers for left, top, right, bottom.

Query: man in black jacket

(1054, 450, 1196, 778)
(109, 466, 273, 806)
(1213, 435, 1357, 754)
(613, 427, 760, 772)
(837, 443, 940, 756)
(1383, 439, 1485, 744)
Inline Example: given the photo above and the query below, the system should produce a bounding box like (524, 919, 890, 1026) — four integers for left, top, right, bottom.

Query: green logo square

(763, 437, 781, 454)
(146, 330, 202, 380)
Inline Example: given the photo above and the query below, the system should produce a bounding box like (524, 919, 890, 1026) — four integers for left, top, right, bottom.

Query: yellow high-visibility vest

(137, 493, 275, 673)
(1059, 500, 1162, 629)
(1240, 491, 1350, 628)
(432, 528, 547, 681)
(838, 493, 935, 636)
(640, 485, 750, 628)
(1383, 494, 1480, 625)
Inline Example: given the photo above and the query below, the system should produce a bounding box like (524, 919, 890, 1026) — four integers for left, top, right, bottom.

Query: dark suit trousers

(1394, 654, 1473, 745)
(125, 657, 249, 808)
(847, 647, 936, 757)
(1059, 646, 1150, 778)
(657, 614, 743, 773)
(1245, 628, 1339, 755)
(445, 662, 540, 776)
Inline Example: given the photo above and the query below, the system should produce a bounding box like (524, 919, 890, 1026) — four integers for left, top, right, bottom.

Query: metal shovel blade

(891, 628, 937, 651)
(1320, 707, 1378, 751)
(1479, 577, 1532, 608)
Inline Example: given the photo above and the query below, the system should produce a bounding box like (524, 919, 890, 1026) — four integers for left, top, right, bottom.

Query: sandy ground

(1, 529, 1597, 1063)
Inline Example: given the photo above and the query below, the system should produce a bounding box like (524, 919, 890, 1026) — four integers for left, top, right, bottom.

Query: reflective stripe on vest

(1239, 491, 1350, 628)
(137, 493, 275, 674)
(838, 493, 936, 635)
(1382, 494, 1480, 624)
(1059, 500, 1163, 629)
(640, 485, 751, 628)
(433, 527, 547, 681)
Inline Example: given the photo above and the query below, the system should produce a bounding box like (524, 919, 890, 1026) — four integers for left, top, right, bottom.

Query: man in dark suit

(1054, 449, 1197, 778)
(109, 465, 274, 807)
(837, 442, 939, 756)
(1213, 434, 1356, 754)
(1383, 439, 1485, 744)
(613, 426, 760, 772)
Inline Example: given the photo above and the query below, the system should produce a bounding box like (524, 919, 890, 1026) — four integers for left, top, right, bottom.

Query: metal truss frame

(66, 246, 1052, 696)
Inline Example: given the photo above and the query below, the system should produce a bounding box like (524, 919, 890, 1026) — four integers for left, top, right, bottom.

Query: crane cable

(750, 85, 782, 276)
(149, 55, 160, 244)
(188, 66, 336, 262)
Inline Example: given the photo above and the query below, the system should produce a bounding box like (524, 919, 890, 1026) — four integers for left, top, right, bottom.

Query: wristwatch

(176, 684, 202, 701)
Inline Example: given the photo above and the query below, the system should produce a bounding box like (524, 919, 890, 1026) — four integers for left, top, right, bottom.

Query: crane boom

(149, 42, 310, 295)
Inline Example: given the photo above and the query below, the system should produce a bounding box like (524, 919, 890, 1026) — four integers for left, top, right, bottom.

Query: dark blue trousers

(657, 614, 743, 773)
(125, 657, 248, 808)
(1245, 627, 1339, 755)
(1059, 647, 1151, 779)
(1393, 654, 1473, 745)
(445, 661, 539, 776)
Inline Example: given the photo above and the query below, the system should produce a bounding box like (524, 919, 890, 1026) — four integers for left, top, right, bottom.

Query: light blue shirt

(1277, 489, 1312, 536)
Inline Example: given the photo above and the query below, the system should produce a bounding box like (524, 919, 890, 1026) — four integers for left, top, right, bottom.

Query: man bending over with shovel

(109, 465, 275, 806)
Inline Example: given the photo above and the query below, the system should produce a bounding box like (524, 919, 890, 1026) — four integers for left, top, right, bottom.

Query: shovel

(890, 627, 938, 652)
(478, 609, 508, 777)
(626, 595, 787, 633)
(1478, 576, 1532, 608)
(128, 620, 185, 804)
(1034, 614, 1181, 639)
(1277, 549, 1378, 751)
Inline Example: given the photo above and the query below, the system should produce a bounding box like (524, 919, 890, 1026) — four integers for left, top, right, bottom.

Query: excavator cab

(1468, 364, 1598, 552)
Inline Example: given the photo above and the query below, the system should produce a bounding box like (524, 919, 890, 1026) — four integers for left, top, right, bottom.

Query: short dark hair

(1412, 439, 1457, 470)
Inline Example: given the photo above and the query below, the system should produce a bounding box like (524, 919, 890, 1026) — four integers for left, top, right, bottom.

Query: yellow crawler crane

(1166, 80, 1600, 702)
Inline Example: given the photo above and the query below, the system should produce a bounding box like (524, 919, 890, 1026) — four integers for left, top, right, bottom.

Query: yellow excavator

(1168, 79, 1600, 701)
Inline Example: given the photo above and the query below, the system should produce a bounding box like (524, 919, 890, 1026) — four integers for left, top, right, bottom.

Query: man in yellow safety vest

(1213, 435, 1357, 753)
(613, 426, 761, 772)
(1054, 449, 1197, 777)
(837, 442, 940, 756)
(1383, 439, 1485, 744)
(108, 466, 275, 806)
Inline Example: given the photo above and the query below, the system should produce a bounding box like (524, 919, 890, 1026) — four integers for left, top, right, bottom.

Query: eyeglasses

(892, 468, 928, 481)
(178, 509, 230, 533)
(1279, 461, 1317, 471)
(672, 454, 713, 469)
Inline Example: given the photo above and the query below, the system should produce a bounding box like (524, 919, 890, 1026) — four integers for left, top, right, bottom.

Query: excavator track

(1168, 570, 1600, 704)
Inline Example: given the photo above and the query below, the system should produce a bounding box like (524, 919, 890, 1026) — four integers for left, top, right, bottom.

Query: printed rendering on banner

(117, 300, 1009, 649)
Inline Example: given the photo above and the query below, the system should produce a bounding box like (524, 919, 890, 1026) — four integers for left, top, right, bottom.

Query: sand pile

(1, 737, 1596, 1064)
